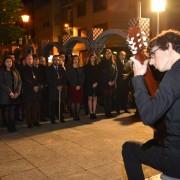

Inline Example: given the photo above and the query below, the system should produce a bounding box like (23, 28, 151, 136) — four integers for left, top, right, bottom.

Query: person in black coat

(46, 55, 66, 123)
(98, 49, 117, 118)
(0, 56, 22, 132)
(115, 51, 132, 113)
(21, 54, 41, 128)
(84, 53, 99, 119)
(65, 55, 85, 121)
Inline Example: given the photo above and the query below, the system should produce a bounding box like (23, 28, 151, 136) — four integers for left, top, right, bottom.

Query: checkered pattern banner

(86, 28, 104, 53)
(128, 18, 150, 38)
(92, 28, 103, 40)
(62, 34, 71, 45)
(86, 30, 93, 50)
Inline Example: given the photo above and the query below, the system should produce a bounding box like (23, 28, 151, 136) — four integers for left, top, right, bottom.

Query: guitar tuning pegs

(142, 36, 147, 41)
(136, 33, 140, 37)
(132, 50, 137, 55)
(141, 31, 146, 35)
(144, 42, 148, 47)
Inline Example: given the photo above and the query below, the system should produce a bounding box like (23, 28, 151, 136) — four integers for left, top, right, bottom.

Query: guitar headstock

(127, 26, 148, 55)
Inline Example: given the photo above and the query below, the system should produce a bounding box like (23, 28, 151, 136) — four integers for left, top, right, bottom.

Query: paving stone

(60, 170, 102, 180)
(0, 159, 34, 177)
(0, 112, 161, 180)
(0, 145, 22, 163)
(88, 161, 126, 180)
(1, 169, 48, 180)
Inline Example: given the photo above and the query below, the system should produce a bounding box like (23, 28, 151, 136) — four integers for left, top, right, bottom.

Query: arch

(43, 42, 61, 56)
(95, 29, 127, 48)
(63, 37, 89, 53)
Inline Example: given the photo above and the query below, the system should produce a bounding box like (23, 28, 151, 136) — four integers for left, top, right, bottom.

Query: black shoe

(33, 122, 41, 127)
(92, 113, 97, 119)
(74, 117, 80, 121)
(27, 124, 33, 128)
(60, 118, 65, 123)
(8, 127, 17, 133)
(51, 120, 56, 124)
(124, 109, 130, 113)
(105, 113, 113, 118)
(90, 113, 94, 119)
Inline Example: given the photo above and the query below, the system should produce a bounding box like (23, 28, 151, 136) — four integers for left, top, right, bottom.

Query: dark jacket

(46, 65, 66, 101)
(65, 66, 85, 87)
(21, 65, 41, 103)
(132, 59, 180, 161)
(0, 68, 22, 105)
(98, 58, 117, 89)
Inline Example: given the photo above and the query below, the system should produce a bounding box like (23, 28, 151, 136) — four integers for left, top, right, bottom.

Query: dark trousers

(122, 140, 180, 180)
(3, 105, 16, 132)
(24, 101, 40, 126)
(49, 100, 64, 122)
(116, 83, 129, 112)
(103, 88, 113, 116)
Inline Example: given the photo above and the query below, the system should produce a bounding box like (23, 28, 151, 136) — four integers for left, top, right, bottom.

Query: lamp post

(151, 0, 166, 35)
(21, 14, 30, 44)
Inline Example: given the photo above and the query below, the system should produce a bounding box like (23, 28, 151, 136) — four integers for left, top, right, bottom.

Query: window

(93, 0, 107, 12)
(77, 0, 86, 17)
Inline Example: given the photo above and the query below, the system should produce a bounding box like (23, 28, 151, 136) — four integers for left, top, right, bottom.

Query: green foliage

(0, 0, 23, 45)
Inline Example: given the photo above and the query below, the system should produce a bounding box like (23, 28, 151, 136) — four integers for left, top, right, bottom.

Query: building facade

(24, 0, 180, 55)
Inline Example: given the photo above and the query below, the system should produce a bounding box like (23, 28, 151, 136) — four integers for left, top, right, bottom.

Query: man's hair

(149, 29, 180, 53)
(52, 55, 59, 61)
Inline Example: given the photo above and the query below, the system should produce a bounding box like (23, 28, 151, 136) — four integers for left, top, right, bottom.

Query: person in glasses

(122, 29, 180, 179)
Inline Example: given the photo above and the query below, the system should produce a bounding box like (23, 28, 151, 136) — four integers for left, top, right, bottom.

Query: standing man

(46, 55, 66, 123)
(116, 51, 132, 114)
(21, 54, 41, 128)
(122, 30, 180, 179)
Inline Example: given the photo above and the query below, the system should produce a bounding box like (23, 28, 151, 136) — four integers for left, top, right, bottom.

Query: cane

(58, 88, 62, 122)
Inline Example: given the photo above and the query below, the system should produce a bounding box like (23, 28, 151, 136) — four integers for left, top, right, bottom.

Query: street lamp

(21, 14, 30, 45)
(21, 14, 30, 23)
(151, 0, 166, 35)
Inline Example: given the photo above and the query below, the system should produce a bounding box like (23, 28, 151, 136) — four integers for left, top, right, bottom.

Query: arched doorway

(43, 42, 61, 57)
(63, 37, 89, 66)
(95, 29, 128, 56)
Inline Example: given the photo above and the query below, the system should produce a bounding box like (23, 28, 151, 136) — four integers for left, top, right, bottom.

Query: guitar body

(127, 27, 166, 143)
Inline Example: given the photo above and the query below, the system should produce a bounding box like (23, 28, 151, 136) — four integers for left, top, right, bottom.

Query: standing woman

(98, 49, 117, 118)
(84, 54, 99, 119)
(66, 55, 85, 121)
(0, 56, 22, 132)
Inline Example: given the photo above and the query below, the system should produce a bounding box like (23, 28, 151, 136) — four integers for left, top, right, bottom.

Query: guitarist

(122, 29, 180, 179)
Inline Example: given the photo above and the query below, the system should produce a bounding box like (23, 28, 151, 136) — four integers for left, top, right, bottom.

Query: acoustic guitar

(127, 26, 166, 143)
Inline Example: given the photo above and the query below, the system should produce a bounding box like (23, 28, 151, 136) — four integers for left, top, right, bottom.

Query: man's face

(10, 55, 15, 62)
(149, 46, 171, 72)
(59, 57, 64, 66)
(52, 57, 59, 66)
(33, 58, 39, 66)
(40, 57, 46, 66)
(26, 55, 33, 66)
(119, 51, 126, 60)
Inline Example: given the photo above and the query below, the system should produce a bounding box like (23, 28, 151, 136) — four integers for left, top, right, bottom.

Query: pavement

(0, 110, 161, 180)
